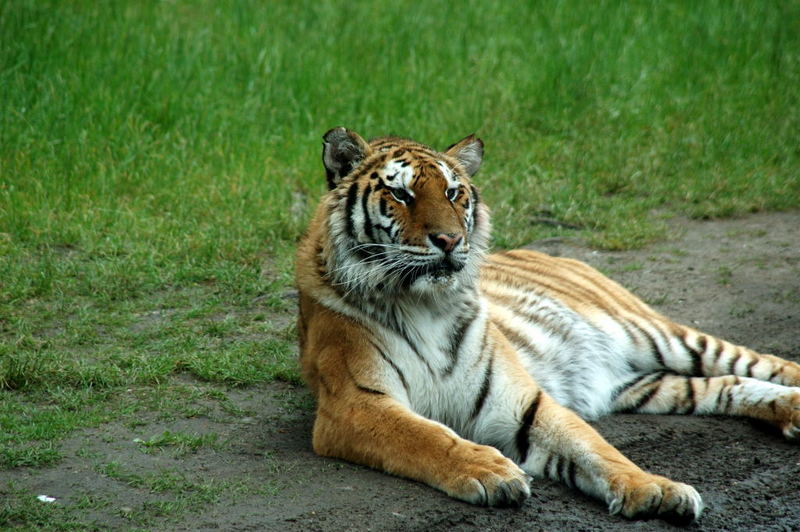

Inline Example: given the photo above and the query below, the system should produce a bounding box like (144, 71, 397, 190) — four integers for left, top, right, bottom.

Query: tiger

(294, 127, 800, 523)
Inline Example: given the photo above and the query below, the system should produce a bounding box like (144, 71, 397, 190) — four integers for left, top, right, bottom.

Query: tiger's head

(320, 127, 491, 300)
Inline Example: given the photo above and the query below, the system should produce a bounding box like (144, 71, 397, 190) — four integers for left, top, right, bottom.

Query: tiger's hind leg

(612, 372, 800, 440)
(626, 317, 800, 386)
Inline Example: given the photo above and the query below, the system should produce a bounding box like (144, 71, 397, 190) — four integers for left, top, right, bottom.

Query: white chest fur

(372, 301, 489, 433)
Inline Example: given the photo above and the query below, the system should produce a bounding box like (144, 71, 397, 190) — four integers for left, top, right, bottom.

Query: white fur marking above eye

(384, 160, 415, 189)
(437, 161, 459, 187)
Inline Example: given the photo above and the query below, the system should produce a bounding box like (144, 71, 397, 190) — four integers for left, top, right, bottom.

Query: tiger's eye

(390, 188, 413, 204)
(446, 187, 460, 202)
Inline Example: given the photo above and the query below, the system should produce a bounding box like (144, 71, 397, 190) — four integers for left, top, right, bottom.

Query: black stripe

(695, 336, 708, 375)
(356, 384, 385, 395)
(470, 184, 480, 204)
(470, 185, 482, 226)
(686, 377, 696, 414)
(638, 325, 666, 368)
(706, 339, 723, 372)
(566, 460, 577, 488)
(361, 183, 375, 242)
(345, 353, 386, 397)
(344, 182, 359, 239)
(625, 385, 660, 413)
(470, 357, 493, 421)
(474, 322, 490, 365)
(697, 335, 708, 353)
(745, 357, 758, 377)
(611, 372, 649, 402)
(725, 349, 738, 375)
(551, 455, 562, 480)
(561, 459, 575, 488)
(515, 391, 542, 462)
(503, 302, 572, 343)
(325, 169, 338, 190)
(542, 454, 554, 478)
(618, 321, 638, 349)
(377, 223, 393, 238)
(371, 340, 409, 393)
(715, 381, 730, 412)
(494, 320, 535, 355)
(724, 384, 735, 412)
(443, 307, 478, 377)
(394, 322, 435, 376)
(681, 337, 703, 376)
(618, 373, 665, 413)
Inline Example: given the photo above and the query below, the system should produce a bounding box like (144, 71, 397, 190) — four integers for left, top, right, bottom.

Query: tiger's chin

(427, 268, 461, 285)
(405, 261, 471, 296)
(408, 272, 461, 295)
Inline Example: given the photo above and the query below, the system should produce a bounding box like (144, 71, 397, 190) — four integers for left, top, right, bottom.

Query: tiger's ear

(322, 127, 372, 190)
(445, 134, 484, 177)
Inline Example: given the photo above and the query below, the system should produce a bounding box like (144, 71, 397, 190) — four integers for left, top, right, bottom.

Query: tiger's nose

(429, 233, 463, 253)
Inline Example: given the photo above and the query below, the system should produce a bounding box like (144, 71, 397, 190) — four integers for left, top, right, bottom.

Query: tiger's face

(321, 128, 490, 299)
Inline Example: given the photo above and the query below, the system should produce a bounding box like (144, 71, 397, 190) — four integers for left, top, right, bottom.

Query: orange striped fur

(295, 128, 800, 522)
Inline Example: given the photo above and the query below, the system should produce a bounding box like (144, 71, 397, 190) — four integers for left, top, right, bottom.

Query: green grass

(1, 486, 96, 531)
(1, 2, 798, 524)
(134, 430, 221, 456)
(97, 462, 223, 502)
(1, 464, 240, 529)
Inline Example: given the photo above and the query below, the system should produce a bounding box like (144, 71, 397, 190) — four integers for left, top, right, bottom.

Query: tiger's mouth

(403, 257, 465, 286)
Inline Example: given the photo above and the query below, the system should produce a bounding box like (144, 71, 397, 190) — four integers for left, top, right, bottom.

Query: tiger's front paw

(607, 473, 703, 523)
(442, 443, 531, 507)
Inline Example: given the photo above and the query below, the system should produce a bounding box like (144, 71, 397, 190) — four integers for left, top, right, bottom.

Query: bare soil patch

(3, 211, 799, 531)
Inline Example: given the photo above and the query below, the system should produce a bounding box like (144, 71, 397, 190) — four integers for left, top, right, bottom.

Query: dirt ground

(5, 211, 800, 531)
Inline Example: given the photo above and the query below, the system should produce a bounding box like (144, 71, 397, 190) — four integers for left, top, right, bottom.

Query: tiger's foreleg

(612, 373, 800, 440)
(301, 304, 534, 507)
(483, 342, 703, 523)
(506, 389, 703, 522)
(311, 378, 532, 507)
